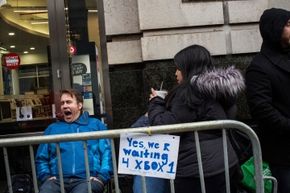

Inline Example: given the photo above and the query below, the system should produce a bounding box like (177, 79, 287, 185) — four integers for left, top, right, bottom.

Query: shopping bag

(241, 157, 273, 193)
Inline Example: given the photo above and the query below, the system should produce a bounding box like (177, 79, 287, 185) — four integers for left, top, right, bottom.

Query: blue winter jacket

(35, 111, 112, 184)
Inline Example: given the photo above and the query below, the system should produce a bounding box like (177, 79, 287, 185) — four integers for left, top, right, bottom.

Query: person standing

(245, 8, 290, 193)
(148, 44, 245, 193)
(130, 113, 170, 193)
(35, 89, 112, 193)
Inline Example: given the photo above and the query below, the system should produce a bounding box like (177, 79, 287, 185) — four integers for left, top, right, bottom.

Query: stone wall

(110, 54, 255, 129)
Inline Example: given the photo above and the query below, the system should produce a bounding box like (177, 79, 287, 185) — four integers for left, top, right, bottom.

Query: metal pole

(222, 129, 230, 193)
(83, 141, 92, 193)
(29, 145, 39, 193)
(194, 131, 206, 193)
(3, 147, 12, 193)
(56, 143, 65, 193)
(110, 139, 120, 193)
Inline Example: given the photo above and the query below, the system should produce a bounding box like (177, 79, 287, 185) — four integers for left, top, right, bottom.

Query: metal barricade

(0, 120, 276, 193)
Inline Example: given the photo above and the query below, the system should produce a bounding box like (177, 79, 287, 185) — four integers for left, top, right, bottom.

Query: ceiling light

(30, 47, 35, 50)
(31, 21, 48, 25)
(8, 32, 15, 36)
(13, 9, 47, 13)
(0, 46, 7, 51)
(23, 51, 29, 54)
(10, 45, 15, 48)
(0, 50, 9, 54)
(88, 9, 98, 13)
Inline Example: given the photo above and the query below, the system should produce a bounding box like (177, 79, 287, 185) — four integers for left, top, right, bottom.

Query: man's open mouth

(64, 111, 72, 116)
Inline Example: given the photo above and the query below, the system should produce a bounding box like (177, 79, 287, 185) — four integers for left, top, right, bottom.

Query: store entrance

(0, 0, 109, 184)
(0, 0, 106, 133)
(0, 0, 54, 133)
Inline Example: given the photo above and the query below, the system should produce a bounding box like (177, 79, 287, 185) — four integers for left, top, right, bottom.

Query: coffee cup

(155, 90, 168, 99)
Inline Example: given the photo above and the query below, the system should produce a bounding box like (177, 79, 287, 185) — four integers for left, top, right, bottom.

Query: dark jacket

(246, 45, 290, 164)
(246, 8, 290, 165)
(148, 67, 244, 177)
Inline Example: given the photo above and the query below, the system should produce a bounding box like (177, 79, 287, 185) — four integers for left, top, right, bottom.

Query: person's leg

(38, 179, 61, 193)
(270, 164, 290, 193)
(133, 176, 142, 193)
(69, 178, 104, 193)
(174, 177, 201, 193)
(133, 175, 170, 193)
(174, 166, 240, 193)
(145, 177, 170, 193)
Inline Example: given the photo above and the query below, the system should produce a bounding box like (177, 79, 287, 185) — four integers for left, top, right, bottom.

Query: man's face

(281, 19, 290, 48)
(60, 93, 82, 123)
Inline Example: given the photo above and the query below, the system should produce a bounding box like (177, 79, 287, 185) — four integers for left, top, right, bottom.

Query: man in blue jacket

(35, 89, 112, 193)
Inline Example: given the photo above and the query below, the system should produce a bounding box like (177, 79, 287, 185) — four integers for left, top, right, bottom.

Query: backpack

(4, 174, 33, 193)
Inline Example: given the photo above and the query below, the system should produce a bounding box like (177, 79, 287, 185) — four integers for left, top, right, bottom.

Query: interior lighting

(0, 0, 8, 7)
(30, 47, 35, 50)
(10, 45, 15, 48)
(13, 9, 47, 13)
(31, 21, 48, 25)
(8, 32, 15, 36)
(88, 9, 98, 13)
(23, 51, 29, 54)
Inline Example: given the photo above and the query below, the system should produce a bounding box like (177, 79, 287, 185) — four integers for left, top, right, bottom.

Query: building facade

(104, 0, 290, 128)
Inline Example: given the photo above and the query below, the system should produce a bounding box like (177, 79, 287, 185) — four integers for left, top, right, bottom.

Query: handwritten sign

(118, 133, 180, 179)
(71, 63, 87, 75)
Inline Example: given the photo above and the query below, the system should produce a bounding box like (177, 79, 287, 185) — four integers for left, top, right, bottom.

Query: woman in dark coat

(148, 44, 245, 193)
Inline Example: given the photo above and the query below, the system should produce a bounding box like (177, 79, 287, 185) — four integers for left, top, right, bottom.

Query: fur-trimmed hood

(190, 66, 245, 105)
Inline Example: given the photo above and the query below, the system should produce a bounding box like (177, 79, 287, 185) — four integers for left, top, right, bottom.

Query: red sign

(69, 45, 77, 55)
(2, 53, 20, 70)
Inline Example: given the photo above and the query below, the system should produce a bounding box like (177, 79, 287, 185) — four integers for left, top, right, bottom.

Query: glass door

(0, 0, 112, 130)
(0, 0, 55, 126)
(62, 0, 108, 118)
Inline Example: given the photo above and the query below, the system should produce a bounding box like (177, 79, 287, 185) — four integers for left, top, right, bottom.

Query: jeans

(39, 178, 104, 193)
(270, 164, 290, 193)
(133, 176, 170, 193)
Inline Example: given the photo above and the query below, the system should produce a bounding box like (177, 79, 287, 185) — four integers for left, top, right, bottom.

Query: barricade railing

(0, 120, 276, 193)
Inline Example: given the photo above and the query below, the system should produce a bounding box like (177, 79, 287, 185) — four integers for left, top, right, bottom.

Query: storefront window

(0, 0, 110, 136)
(65, 0, 104, 117)
(18, 64, 50, 94)
(0, 0, 53, 129)
(0, 0, 106, 132)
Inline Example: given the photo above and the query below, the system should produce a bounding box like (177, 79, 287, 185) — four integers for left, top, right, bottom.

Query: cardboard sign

(16, 106, 33, 121)
(118, 133, 180, 179)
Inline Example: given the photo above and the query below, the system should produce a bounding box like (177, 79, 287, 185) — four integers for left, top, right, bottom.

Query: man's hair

(60, 89, 83, 104)
(259, 8, 290, 47)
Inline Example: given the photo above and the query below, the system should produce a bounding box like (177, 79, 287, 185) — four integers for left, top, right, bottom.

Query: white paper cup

(155, 90, 168, 99)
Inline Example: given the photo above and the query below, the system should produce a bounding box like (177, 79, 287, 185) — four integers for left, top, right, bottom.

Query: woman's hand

(149, 88, 158, 100)
(48, 176, 56, 181)
(90, 176, 104, 186)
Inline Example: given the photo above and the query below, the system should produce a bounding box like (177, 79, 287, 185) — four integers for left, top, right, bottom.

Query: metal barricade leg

(29, 145, 39, 193)
(222, 129, 231, 193)
(3, 147, 13, 193)
(56, 143, 65, 193)
(111, 139, 121, 193)
(194, 131, 206, 193)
